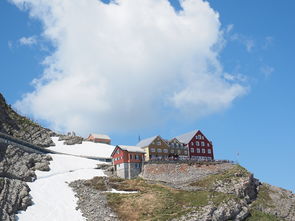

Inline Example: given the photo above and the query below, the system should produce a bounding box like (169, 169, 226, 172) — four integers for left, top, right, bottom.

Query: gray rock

(69, 180, 118, 221)
(58, 133, 83, 145)
(0, 143, 52, 220)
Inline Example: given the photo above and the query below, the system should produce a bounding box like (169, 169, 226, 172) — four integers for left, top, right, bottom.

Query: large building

(175, 130, 214, 160)
(111, 145, 145, 179)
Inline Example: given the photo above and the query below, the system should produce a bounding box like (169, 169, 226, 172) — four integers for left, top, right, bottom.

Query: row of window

(114, 156, 123, 161)
(129, 154, 142, 160)
(190, 141, 210, 147)
(195, 135, 205, 140)
(152, 141, 162, 145)
(150, 148, 187, 154)
(169, 143, 184, 149)
(190, 148, 211, 154)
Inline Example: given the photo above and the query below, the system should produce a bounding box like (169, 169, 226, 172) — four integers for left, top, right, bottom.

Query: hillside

(1, 93, 294, 221)
(0, 93, 54, 147)
(70, 162, 295, 221)
(0, 93, 54, 220)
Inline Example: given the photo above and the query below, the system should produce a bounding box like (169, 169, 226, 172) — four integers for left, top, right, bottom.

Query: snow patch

(49, 137, 115, 159)
(17, 154, 106, 221)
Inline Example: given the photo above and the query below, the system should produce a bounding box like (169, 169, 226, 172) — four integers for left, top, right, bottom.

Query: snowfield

(17, 154, 107, 221)
(49, 137, 115, 159)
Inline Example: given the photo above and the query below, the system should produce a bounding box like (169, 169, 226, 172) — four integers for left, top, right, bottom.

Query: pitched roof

(175, 130, 198, 144)
(89, 134, 110, 140)
(136, 135, 157, 148)
(118, 145, 146, 153)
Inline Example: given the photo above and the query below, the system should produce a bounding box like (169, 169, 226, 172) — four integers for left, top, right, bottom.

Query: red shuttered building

(176, 130, 214, 160)
(111, 145, 145, 179)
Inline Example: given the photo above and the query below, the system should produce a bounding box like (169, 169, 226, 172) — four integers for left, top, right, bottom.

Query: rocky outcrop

(0, 178, 32, 221)
(249, 183, 295, 221)
(58, 132, 83, 145)
(0, 143, 52, 182)
(0, 93, 55, 147)
(70, 179, 118, 221)
(0, 143, 52, 221)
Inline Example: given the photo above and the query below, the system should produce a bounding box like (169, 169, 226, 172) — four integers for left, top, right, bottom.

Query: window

(157, 141, 161, 145)
(201, 142, 205, 146)
(157, 148, 162, 153)
(190, 148, 194, 153)
(198, 135, 202, 139)
(202, 136, 204, 140)
(197, 148, 200, 153)
(171, 149, 174, 153)
(207, 143, 210, 147)
(184, 151, 188, 154)
(116, 149, 120, 154)
(163, 149, 168, 153)
(202, 148, 205, 153)
(130, 154, 133, 159)
(178, 150, 181, 154)
(191, 142, 194, 146)
(135, 155, 139, 160)
(151, 148, 155, 152)
(208, 149, 211, 154)
(195, 141, 200, 146)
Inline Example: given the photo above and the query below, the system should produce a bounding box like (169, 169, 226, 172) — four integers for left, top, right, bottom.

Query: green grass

(246, 210, 281, 221)
(251, 184, 275, 209)
(104, 178, 238, 221)
(190, 165, 250, 189)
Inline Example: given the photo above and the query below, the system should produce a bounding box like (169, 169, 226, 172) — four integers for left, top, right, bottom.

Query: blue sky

(0, 0, 294, 192)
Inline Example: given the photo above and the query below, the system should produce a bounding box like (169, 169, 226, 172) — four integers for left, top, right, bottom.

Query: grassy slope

(87, 165, 286, 221)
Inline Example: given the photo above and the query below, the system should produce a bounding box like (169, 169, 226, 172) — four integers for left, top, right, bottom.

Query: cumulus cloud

(19, 36, 37, 46)
(11, 0, 247, 135)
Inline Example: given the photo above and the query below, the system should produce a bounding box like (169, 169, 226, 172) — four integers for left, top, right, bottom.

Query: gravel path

(69, 180, 119, 221)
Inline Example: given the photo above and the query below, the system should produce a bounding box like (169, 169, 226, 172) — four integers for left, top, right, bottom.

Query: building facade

(136, 136, 172, 161)
(166, 138, 188, 159)
(176, 130, 214, 160)
(87, 133, 111, 144)
(111, 145, 145, 179)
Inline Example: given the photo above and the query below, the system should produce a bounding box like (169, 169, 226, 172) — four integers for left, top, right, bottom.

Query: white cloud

(260, 65, 274, 78)
(231, 33, 254, 52)
(19, 36, 37, 46)
(11, 0, 247, 135)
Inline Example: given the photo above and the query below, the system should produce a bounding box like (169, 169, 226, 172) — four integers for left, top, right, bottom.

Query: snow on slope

(49, 137, 115, 159)
(17, 154, 106, 221)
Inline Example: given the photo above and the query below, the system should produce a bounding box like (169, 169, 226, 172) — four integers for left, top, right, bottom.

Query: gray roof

(175, 130, 198, 144)
(118, 145, 146, 153)
(136, 135, 157, 148)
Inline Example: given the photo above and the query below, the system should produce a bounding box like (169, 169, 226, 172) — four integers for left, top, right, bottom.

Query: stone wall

(141, 162, 234, 184)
